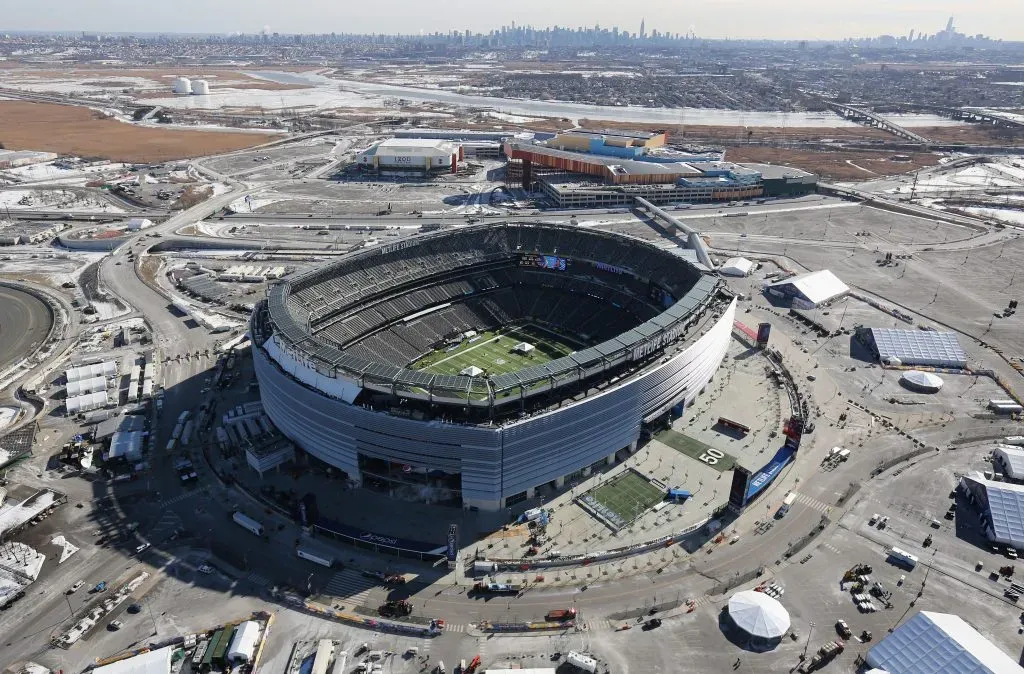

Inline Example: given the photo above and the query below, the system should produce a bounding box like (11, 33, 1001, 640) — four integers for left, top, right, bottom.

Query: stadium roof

(996, 446, 1024, 480)
(767, 270, 849, 306)
(962, 473, 1024, 548)
(508, 141, 700, 177)
(866, 611, 1023, 674)
(94, 646, 174, 674)
(267, 223, 722, 403)
(869, 328, 967, 368)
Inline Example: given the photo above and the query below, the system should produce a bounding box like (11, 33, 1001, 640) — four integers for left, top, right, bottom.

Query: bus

(297, 546, 334, 568)
(717, 417, 750, 435)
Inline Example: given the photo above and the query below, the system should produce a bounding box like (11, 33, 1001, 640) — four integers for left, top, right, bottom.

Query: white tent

(728, 590, 791, 640)
(66, 361, 116, 383)
(67, 375, 108, 397)
(109, 431, 144, 461)
(227, 620, 261, 663)
(900, 370, 944, 393)
(93, 646, 173, 674)
(867, 611, 1024, 674)
(460, 365, 484, 377)
(720, 257, 754, 277)
(513, 342, 535, 355)
(66, 391, 108, 415)
(126, 218, 154, 231)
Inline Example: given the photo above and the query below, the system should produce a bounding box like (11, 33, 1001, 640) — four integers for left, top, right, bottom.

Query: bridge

(826, 102, 931, 144)
(632, 196, 715, 269)
(868, 102, 1024, 130)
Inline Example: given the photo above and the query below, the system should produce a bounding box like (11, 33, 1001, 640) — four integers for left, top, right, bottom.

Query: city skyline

(3, 1, 1023, 42)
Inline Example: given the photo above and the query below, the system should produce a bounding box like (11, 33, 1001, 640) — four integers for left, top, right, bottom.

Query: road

(0, 286, 52, 375)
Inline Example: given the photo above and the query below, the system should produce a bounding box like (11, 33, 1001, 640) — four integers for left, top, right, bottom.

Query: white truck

(296, 546, 334, 568)
(566, 651, 598, 673)
(887, 546, 919, 569)
(232, 511, 265, 536)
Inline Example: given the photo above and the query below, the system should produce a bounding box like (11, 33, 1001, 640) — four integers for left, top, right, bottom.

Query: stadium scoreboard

(518, 253, 569, 271)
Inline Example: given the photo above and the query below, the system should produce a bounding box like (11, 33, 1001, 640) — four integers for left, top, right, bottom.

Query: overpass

(869, 102, 1024, 130)
(826, 102, 931, 144)
(633, 196, 714, 269)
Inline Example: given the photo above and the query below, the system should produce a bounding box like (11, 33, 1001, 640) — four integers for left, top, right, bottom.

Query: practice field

(656, 429, 736, 472)
(579, 469, 665, 530)
(410, 324, 577, 377)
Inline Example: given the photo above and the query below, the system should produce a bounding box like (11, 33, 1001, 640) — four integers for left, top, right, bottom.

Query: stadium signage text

(379, 240, 416, 255)
(630, 323, 685, 361)
(360, 532, 400, 546)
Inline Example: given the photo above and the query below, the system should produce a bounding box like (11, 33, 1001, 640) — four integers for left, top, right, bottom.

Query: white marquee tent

(728, 590, 791, 640)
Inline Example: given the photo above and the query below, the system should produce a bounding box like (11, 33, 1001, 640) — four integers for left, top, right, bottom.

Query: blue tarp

(668, 488, 691, 500)
(746, 446, 796, 500)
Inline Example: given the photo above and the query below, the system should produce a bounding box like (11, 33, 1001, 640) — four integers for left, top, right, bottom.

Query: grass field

(0, 101, 276, 163)
(585, 470, 665, 528)
(410, 324, 577, 377)
(656, 429, 736, 473)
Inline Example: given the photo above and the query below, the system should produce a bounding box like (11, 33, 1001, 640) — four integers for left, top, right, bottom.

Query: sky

(3, 0, 1023, 41)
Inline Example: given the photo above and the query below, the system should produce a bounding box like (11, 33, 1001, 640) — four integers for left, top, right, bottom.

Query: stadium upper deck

(251, 222, 736, 508)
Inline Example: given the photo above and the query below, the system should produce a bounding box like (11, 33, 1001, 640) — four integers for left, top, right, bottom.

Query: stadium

(251, 222, 736, 510)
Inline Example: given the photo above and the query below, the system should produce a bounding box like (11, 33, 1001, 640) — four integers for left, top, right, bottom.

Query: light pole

(802, 621, 815, 660)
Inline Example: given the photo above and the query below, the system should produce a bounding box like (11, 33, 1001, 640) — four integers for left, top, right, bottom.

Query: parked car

(67, 581, 85, 594)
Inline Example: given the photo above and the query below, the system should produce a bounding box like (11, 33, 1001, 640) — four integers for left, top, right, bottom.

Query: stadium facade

(251, 223, 736, 510)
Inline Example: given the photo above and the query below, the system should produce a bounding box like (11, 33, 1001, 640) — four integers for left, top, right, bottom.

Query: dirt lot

(721, 146, 940, 180)
(914, 124, 1024, 146)
(0, 101, 275, 162)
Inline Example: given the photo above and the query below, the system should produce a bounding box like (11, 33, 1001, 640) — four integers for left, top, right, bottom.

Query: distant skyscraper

(640, 18, 646, 39)
(945, 16, 954, 33)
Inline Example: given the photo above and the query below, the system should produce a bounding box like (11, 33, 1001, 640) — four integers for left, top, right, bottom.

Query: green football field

(586, 469, 665, 527)
(410, 324, 578, 377)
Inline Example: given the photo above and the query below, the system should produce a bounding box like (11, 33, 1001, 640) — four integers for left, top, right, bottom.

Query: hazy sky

(4, 0, 1023, 41)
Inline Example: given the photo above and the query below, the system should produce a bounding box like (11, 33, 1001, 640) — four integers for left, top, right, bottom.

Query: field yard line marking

(428, 332, 505, 368)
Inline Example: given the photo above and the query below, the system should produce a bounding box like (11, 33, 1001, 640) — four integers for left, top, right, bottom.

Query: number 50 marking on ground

(699, 448, 725, 465)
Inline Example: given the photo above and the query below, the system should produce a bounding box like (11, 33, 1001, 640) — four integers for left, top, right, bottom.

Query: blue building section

(588, 137, 646, 159)
(745, 446, 796, 501)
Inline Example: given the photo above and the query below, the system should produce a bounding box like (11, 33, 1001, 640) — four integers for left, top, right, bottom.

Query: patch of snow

(964, 206, 1024, 226)
(0, 407, 18, 431)
(51, 535, 79, 563)
(0, 189, 123, 213)
(485, 111, 541, 124)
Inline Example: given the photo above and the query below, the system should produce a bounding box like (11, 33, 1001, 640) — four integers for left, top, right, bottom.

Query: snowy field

(0, 188, 124, 212)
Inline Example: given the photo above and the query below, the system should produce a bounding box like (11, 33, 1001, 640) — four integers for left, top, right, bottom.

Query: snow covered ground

(0, 188, 124, 212)
(896, 161, 1024, 194)
(964, 206, 1024, 226)
(485, 111, 541, 124)
(0, 407, 18, 431)
(0, 542, 44, 609)
(4, 161, 130, 182)
(228, 194, 283, 212)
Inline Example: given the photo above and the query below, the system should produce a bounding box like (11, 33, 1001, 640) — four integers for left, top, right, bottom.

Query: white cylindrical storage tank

(172, 77, 191, 94)
(191, 79, 210, 95)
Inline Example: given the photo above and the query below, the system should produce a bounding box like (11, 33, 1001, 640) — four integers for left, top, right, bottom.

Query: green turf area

(655, 429, 736, 472)
(410, 324, 578, 377)
(584, 469, 665, 528)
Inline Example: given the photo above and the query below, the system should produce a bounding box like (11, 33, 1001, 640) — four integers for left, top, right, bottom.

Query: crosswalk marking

(245, 571, 270, 587)
(822, 542, 842, 555)
(161, 489, 206, 507)
(446, 623, 467, 633)
(794, 492, 831, 513)
(324, 568, 377, 605)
